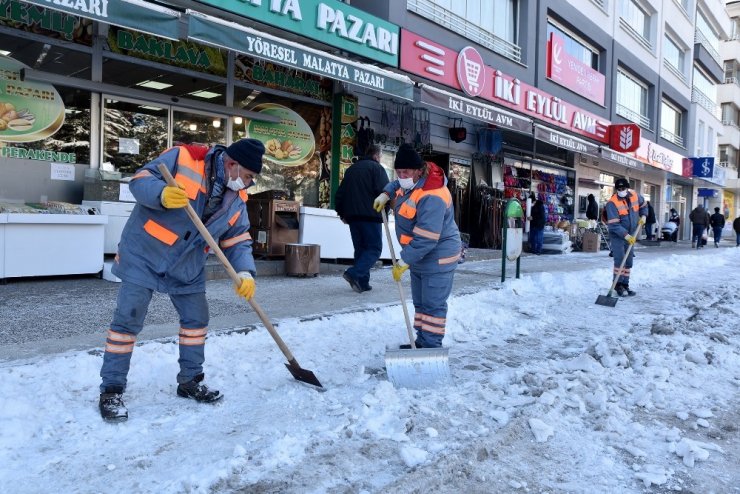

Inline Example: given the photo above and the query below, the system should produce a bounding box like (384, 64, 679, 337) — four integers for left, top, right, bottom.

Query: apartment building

(718, 0, 740, 219)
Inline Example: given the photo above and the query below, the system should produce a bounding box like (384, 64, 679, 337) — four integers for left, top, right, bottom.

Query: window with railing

(719, 145, 739, 170)
(547, 20, 599, 69)
(721, 103, 740, 126)
(622, 0, 651, 40)
(617, 69, 650, 128)
(663, 34, 684, 74)
(695, 11, 721, 64)
(407, 0, 521, 62)
(660, 100, 684, 147)
(725, 61, 738, 83)
(692, 65, 717, 112)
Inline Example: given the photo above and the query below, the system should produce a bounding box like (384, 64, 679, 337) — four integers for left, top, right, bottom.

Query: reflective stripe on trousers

(409, 270, 454, 348)
(99, 281, 209, 392)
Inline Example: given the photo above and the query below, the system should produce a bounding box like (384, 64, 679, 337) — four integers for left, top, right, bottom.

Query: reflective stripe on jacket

(604, 189, 646, 238)
(112, 145, 256, 294)
(385, 166, 461, 273)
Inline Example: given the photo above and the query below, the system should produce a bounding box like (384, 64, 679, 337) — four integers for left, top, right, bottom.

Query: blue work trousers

(609, 234, 633, 285)
(346, 220, 382, 289)
(409, 270, 455, 348)
(100, 281, 209, 392)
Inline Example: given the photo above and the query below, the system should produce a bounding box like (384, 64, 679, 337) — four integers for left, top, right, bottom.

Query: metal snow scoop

(381, 209, 451, 389)
(595, 222, 643, 308)
(158, 163, 322, 388)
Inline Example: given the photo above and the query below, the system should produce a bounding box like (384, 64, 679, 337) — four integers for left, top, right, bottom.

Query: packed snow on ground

(1, 249, 739, 494)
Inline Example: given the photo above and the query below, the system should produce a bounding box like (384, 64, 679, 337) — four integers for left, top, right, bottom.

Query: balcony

(660, 128, 685, 147)
(663, 59, 687, 86)
(616, 103, 651, 130)
(407, 0, 522, 63)
(718, 80, 740, 112)
(721, 37, 740, 64)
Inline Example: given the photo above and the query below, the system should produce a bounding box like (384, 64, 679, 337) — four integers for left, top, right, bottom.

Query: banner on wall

(0, 55, 65, 144)
(240, 98, 331, 207)
(0, 0, 93, 45)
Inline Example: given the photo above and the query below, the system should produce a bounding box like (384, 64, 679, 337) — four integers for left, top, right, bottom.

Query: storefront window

(173, 110, 225, 148)
(103, 98, 168, 174)
(41, 87, 91, 165)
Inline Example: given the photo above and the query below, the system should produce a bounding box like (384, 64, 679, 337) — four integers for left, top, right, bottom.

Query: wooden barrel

(284, 243, 320, 277)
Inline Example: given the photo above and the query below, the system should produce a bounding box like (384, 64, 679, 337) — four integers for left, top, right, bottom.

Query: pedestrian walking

(734, 216, 740, 247)
(98, 138, 265, 422)
(586, 193, 599, 223)
(689, 204, 710, 249)
(528, 194, 546, 254)
(644, 201, 656, 240)
(604, 177, 647, 296)
(709, 207, 725, 248)
(335, 144, 389, 293)
(373, 143, 461, 349)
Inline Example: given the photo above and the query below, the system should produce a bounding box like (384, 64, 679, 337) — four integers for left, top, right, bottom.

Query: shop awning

(419, 84, 531, 133)
(534, 124, 599, 158)
(598, 148, 646, 171)
(186, 11, 415, 101)
(23, 0, 181, 40)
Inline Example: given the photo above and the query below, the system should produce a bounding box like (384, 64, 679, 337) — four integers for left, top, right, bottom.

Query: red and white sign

(546, 33, 606, 106)
(632, 138, 684, 175)
(400, 29, 460, 90)
(608, 123, 640, 153)
(400, 29, 610, 143)
(456, 46, 485, 97)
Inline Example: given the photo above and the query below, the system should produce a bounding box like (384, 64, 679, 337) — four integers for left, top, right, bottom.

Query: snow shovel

(595, 222, 643, 307)
(381, 209, 451, 389)
(157, 163, 322, 388)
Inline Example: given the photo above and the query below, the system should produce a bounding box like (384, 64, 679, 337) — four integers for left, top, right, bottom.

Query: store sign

(420, 85, 531, 133)
(0, 0, 91, 44)
(0, 55, 65, 143)
(246, 103, 315, 167)
(456, 46, 485, 97)
(608, 123, 640, 153)
(23, 0, 181, 40)
(400, 30, 610, 143)
(633, 139, 684, 174)
(600, 149, 645, 170)
(697, 188, 718, 198)
(546, 33, 605, 106)
(195, 0, 399, 66)
(691, 156, 725, 186)
(534, 125, 599, 156)
(187, 13, 413, 100)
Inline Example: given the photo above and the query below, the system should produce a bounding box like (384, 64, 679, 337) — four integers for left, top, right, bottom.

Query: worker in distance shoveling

(604, 177, 647, 297)
(97, 138, 265, 422)
(373, 143, 461, 349)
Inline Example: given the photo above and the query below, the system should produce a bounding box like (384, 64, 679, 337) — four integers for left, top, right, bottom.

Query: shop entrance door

(666, 197, 686, 240)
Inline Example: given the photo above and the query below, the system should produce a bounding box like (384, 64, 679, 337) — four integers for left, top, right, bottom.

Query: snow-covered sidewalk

(1, 248, 739, 493)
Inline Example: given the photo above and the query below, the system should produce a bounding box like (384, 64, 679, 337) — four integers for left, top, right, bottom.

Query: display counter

(0, 213, 107, 279)
(298, 206, 402, 260)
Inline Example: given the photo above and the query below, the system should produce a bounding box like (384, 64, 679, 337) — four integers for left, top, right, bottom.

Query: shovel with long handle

(381, 209, 451, 389)
(595, 222, 643, 307)
(157, 163, 322, 388)
(381, 209, 416, 349)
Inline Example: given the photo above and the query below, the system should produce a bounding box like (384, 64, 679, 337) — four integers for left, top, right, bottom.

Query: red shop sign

(608, 123, 640, 152)
(546, 33, 606, 106)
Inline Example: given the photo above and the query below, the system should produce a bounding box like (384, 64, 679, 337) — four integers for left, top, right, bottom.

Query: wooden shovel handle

(381, 209, 416, 349)
(157, 163, 298, 364)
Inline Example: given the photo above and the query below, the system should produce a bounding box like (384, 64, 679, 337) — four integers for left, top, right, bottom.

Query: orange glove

(235, 272, 255, 300)
(160, 183, 189, 209)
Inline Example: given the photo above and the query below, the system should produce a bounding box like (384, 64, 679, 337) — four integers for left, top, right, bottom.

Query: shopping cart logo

(456, 46, 485, 97)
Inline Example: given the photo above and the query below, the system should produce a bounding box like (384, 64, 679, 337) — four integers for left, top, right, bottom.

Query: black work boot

(622, 284, 636, 296)
(176, 373, 222, 403)
(614, 283, 627, 297)
(99, 387, 128, 422)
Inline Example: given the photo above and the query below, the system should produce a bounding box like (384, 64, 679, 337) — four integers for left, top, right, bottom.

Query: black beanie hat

(614, 177, 629, 189)
(226, 138, 265, 174)
(394, 143, 424, 169)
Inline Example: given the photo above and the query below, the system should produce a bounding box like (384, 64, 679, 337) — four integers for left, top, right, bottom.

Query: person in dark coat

(644, 201, 656, 240)
(528, 195, 546, 255)
(733, 216, 740, 247)
(709, 207, 725, 248)
(689, 205, 710, 249)
(585, 194, 598, 222)
(335, 144, 390, 292)
(669, 208, 681, 242)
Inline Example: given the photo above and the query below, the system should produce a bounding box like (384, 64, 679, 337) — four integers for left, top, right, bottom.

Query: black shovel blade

(595, 294, 619, 307)
(285, 362, 323, 388)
